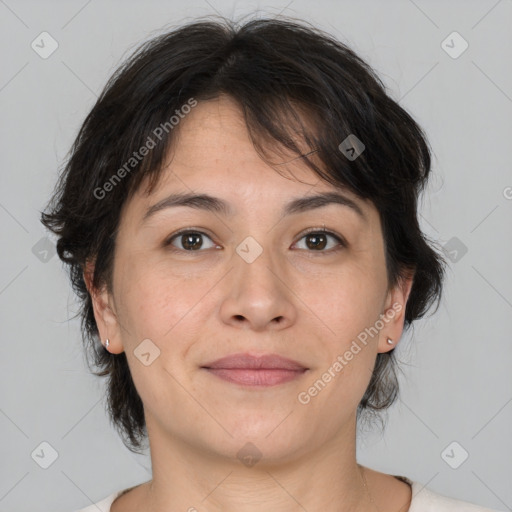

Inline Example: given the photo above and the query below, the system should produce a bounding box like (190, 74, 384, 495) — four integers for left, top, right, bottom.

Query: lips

(201, 353, 308, 387)
(202, 353, 307, 370)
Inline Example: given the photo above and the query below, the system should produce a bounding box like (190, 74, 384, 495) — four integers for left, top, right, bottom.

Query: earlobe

(378, 271, 415, 353)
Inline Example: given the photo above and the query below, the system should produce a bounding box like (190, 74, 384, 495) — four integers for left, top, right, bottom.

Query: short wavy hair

(41, 15, 446, 452)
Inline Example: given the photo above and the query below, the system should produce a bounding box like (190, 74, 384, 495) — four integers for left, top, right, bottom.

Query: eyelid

(164, 227, 218, 249)
(293, 227, 347, 250)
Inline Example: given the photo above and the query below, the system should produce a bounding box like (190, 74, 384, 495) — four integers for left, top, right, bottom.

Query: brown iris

(181, 233, 203, 250)
(305, 233, 328, 250)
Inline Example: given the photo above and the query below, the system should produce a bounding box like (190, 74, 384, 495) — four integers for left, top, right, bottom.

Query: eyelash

(164, 227, 346, 254)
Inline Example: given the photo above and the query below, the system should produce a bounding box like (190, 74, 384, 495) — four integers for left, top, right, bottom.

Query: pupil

(306, 233, 327, 250)
(183, 233, 202, 250)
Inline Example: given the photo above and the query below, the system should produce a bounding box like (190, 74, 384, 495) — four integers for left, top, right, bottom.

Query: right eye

(165, 229, 218, 252)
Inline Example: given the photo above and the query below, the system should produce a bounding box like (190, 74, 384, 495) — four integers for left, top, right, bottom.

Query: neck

(141, 415, 375, 512)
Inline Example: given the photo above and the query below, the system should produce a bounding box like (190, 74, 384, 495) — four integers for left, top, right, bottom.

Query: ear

(377, 270, 415, 354)
(83, 259, 124, 354)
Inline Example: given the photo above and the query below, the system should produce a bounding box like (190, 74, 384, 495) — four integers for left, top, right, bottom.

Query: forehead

(122, 96, 376, 226)
(169, 95, 309, 180)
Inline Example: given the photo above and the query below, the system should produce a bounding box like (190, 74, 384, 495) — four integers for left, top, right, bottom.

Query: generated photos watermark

(297, 302, 403, 405)
(93, 97, 198, 200)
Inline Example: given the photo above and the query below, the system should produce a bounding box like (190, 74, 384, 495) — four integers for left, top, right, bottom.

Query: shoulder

(405, 478, 501, 512)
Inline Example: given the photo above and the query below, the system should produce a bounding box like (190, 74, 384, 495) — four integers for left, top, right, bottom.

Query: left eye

(293, 230, 345, 252)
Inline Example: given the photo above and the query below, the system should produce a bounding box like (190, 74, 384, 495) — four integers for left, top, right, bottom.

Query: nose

(218, 244, 297, 332)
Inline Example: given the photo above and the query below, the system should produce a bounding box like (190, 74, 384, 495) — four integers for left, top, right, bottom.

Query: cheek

(113, 266, 205, 416)
(113, 254, 190, 335)
(294, 256, 385, 403)
(299, 261, 386, 336)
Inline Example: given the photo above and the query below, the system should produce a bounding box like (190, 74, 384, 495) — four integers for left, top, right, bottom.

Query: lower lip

(203, 368, 307, 386)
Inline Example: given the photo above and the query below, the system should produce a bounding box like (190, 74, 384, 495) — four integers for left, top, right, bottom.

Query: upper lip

(202, 353, 308, 370)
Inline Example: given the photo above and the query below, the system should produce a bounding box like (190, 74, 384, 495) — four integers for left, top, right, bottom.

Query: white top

(74, 476, 501, 512)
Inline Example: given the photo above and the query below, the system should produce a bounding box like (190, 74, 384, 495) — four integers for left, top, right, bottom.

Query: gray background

(0, 0, 511, 511)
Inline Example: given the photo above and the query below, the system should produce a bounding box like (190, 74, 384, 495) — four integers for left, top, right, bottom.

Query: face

(88, 95, 412, 465)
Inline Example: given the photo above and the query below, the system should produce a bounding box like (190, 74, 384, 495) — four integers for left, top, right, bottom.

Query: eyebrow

(141, 191, 366, 224)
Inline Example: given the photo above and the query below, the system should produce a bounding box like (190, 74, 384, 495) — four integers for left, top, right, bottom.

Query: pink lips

(202, 353, 308, 387)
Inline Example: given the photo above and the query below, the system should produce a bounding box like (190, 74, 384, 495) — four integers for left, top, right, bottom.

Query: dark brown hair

(40, 15, 446, 452)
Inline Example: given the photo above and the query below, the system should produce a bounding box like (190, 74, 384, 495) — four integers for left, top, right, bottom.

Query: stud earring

(386, 338, 394, 345)
(105, 339, 110, 349)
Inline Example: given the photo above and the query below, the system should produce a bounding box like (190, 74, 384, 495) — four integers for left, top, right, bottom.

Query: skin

(85, 95, 414, 512)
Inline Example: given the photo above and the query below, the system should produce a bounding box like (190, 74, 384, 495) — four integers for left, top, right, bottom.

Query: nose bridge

(218, 230, 296, 330)
(233, 233, 281, 294)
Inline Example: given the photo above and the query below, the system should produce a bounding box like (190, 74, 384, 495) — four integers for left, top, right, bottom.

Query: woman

(41, 15, 500, 512)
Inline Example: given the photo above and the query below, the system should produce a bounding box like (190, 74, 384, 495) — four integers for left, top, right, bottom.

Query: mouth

(201, 353, 309, 387)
